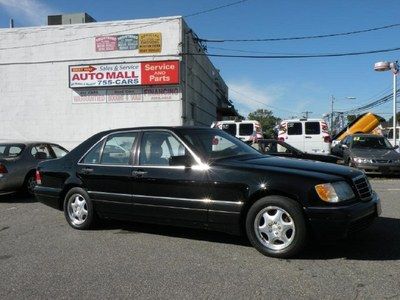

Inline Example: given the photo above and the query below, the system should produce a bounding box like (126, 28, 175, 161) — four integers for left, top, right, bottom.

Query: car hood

(350, 148, 400, 159)
(217, 155, 362, 180)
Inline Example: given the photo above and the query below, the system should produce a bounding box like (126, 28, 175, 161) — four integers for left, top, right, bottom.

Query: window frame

(99, 132, 139, 166)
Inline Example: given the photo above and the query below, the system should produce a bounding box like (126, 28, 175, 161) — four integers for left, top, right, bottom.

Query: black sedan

(35, 127, 381, 258)
(258, 139, 341, 164)
(331, 134, 400, 175)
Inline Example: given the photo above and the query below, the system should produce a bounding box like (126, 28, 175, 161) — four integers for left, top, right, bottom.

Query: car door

(286, 122, 304, 151)
(130, 130, 208, 223)
(304, 121, 322, 153)
(77, 131, 138, 217)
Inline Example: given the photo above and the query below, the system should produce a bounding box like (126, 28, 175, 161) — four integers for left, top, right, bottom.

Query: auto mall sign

(69, 60, 179, 88)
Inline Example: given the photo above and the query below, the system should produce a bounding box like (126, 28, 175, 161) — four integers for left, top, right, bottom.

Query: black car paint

(35, 127, 380, 237)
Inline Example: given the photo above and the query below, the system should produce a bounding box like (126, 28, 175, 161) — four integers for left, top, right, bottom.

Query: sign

(117, 35, 138, 50)
(143, 86, 180, 101)
(72, 90, 107, 104)
(95, 36, 118, 52)
(71, 86, 181, 104)
(69, 61, 180, 88)
(139, 32, 162, 53)
(95, 32, 161, 53)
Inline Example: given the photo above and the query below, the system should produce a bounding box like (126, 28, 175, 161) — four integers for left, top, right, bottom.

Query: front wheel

(246, 196, 307, 258)
(63, 187, 96, 230)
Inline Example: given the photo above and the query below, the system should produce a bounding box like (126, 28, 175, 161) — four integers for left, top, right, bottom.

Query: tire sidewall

(246, 196, 307, 258)
(63, 187, 94, 230)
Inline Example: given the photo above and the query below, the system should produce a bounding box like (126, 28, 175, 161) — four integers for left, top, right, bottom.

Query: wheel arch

(239, 189, 301, 235)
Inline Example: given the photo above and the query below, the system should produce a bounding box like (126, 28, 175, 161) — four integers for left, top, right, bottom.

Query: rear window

(221, 123, 237, 136)
(239, 123, 254, 136)
(305, 122, 321, 135)
(0, 144, 25, 158)
(287, 122, 302, 135)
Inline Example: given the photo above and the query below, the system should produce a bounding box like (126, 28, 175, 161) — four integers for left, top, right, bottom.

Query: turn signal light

(35, 170, 42, 185)
(324, 136, 332, 143)
(0, 164, 8, 174)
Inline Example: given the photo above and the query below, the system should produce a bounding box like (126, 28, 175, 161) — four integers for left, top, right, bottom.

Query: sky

(0, 0, 399, 120)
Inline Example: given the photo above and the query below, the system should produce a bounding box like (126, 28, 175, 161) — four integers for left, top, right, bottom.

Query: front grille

(352, 175, 373, 202)
(373, 159, 391, 163)
(348, 212, 376, 235)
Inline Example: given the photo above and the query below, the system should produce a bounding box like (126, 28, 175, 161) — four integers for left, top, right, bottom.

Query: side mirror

(169, 155, 195, 167)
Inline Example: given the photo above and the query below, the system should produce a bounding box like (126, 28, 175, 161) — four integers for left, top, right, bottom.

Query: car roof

(97, 126, 215, 136)
(0, 141, 59, 146)
(349, 134, 383, 138)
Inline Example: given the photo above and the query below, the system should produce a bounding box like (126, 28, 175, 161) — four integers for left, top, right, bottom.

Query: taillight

(278, 137, 285, 142)
(35, 170, 42, 185)
(324, 136, 332, 143)
(0, 164, 8, 174)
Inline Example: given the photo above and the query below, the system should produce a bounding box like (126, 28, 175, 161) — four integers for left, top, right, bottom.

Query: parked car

(0, 142, 68, 195)
(278, 118, 331, 154)
(35, 127, 380, 258)
(331, 134, 400, 175)
(258, 139, 341, 164)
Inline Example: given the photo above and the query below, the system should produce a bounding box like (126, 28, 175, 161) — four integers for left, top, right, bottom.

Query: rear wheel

(23, 172, 36, 197)
(63, 187, 96, 230)
(246, 196, 307, 258)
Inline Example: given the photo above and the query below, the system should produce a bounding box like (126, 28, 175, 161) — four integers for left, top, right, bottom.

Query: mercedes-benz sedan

(35, 127, 381, 258)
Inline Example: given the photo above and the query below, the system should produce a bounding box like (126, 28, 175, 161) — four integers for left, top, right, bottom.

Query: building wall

(181, 20, 229, 127)
(0, 16, 229, 150)
(0, 17, 183, 149)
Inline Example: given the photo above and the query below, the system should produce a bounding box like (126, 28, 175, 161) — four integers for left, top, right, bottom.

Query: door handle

(81, 167, 93, 174)
(305, 136, 312, 139)
(132, 170, 148, 177)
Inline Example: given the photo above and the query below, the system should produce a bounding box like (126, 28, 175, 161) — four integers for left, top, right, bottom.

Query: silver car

(0, 142, 68, 196)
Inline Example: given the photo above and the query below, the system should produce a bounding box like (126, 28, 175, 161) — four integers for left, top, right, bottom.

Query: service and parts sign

(69, 60, 179, 88)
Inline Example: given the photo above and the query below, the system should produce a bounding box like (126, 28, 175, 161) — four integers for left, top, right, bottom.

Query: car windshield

(178, 128, 261, 161)
(352, 136, 393, 149)
(0, 144, 25, 158)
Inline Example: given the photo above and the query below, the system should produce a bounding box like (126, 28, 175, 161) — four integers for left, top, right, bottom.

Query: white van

(278, 119, 331, 154)
(211, 120, 263, 143)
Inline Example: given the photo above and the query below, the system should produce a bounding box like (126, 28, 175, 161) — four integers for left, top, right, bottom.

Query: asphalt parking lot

(1, 178, 399, 299)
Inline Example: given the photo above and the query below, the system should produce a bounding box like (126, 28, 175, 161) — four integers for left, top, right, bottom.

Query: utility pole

(9, 19, 14, 28)
(302, 111, 312, 119)
(330, 95, 335, 134)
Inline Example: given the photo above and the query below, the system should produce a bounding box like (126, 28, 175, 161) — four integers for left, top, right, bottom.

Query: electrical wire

(198, 22, 400, 42)
(0, 0, 250, 51)
(184, 45, 400, 58)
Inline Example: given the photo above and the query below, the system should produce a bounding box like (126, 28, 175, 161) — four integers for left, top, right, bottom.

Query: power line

(339, 90, 400, 114)
(198, 22, 400, 43)
(0, 0, 250, 51)
(184, 45, 400, 58)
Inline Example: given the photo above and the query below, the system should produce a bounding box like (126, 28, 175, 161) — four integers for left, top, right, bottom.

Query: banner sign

(72, 86, 180, 104)
(69, 60, 179, 88)
(95, 32, 161, 53)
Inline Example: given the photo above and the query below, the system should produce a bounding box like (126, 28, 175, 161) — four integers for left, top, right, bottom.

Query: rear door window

(221, 123, 237, 136)
(305, 122, 321, 135)
(239, 123, 254, 136)
(287, 122, 302, 135)
(82, 141, 103, 164)
(100, 132, 137, 165)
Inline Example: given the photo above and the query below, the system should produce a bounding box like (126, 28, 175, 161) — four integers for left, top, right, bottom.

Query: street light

(374, 61, 398, 146)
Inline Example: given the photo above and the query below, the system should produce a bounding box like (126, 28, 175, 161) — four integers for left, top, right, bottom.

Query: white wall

(0, 17, 183, 150)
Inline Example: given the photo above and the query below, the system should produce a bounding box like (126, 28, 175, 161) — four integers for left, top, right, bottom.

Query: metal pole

(330, 95, 334, 133)
(393, 72, 397, 146)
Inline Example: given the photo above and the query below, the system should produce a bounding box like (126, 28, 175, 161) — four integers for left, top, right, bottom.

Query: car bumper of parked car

(34, 185, 63, 210)
(0, 174, 16, 195)
(353, 163, 400, 175)
(305, 192, 381, 240)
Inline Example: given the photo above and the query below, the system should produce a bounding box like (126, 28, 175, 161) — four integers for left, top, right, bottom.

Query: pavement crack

(0, 226, 9, 232)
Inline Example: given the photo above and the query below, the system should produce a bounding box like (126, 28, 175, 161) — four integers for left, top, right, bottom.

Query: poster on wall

(71, 86, 181, 104)
(95, 32, 161, 53)
(69, 60, 179, 88)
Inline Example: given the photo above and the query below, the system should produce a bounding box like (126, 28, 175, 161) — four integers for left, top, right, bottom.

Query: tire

(246, 196, 307, 258)
(23, 171, 37, 197)
(63, 187, 96, 230)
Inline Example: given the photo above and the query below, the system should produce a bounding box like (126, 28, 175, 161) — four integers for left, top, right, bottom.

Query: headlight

(353, 157, 373, 164)
(315, 181, 355, 203)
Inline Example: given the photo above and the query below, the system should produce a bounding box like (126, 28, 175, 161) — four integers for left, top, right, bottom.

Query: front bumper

(353, 162, 400, 175)
(305, 192, 381, 239)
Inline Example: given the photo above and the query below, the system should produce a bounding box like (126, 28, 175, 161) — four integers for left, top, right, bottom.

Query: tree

(248, 109, 281, 138)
